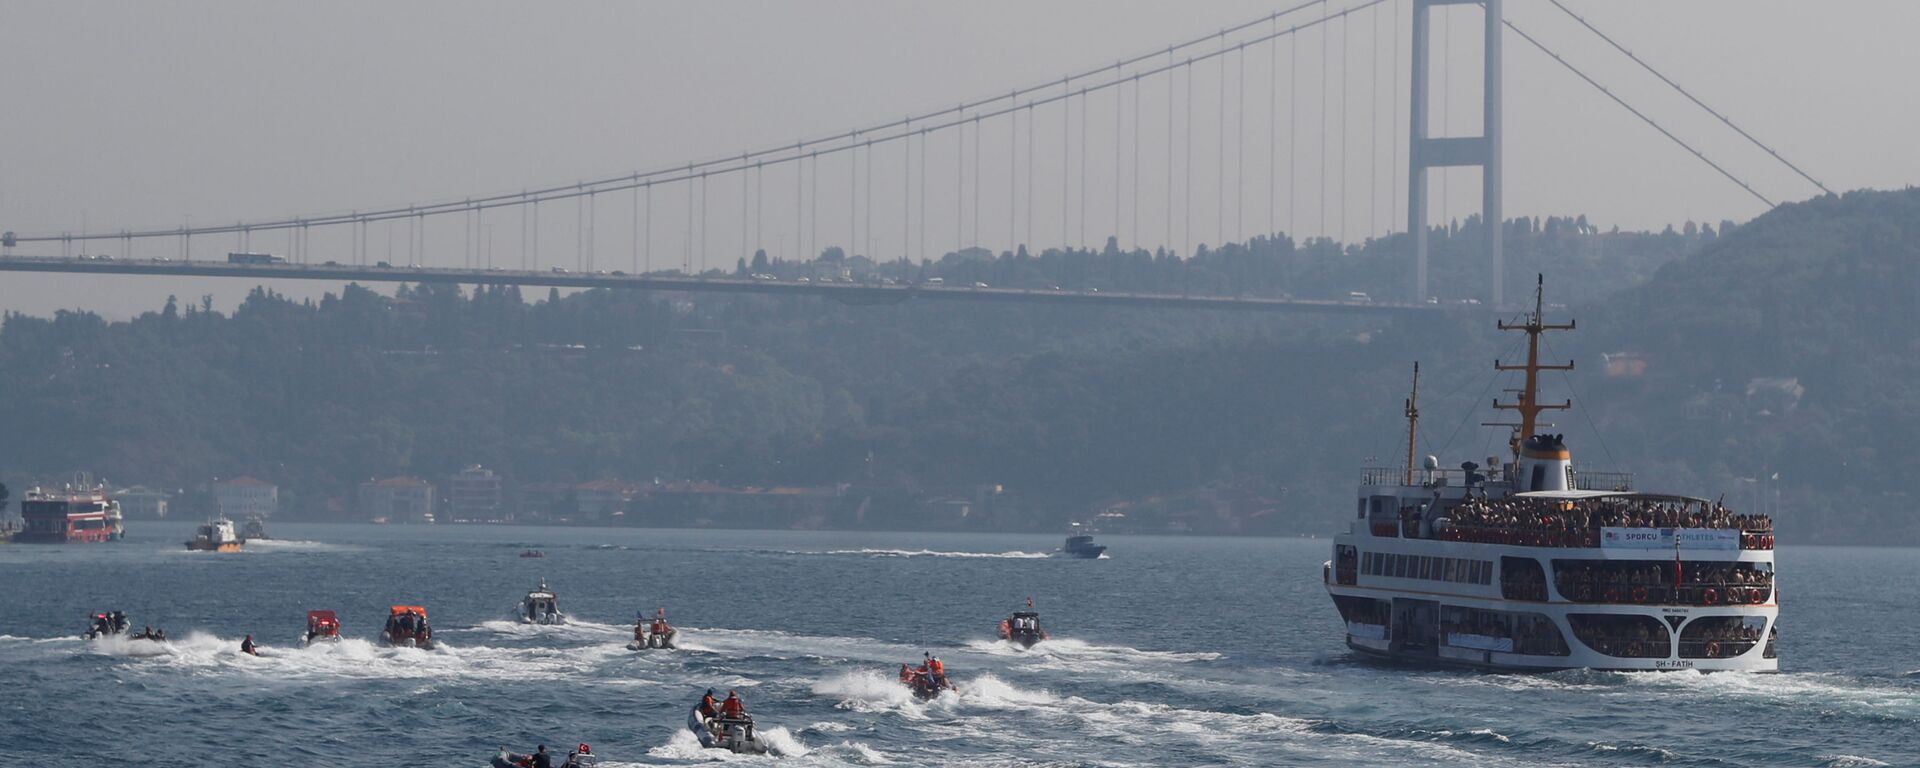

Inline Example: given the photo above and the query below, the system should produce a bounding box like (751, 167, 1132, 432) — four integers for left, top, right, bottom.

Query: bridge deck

(0, 255, 1480, 316)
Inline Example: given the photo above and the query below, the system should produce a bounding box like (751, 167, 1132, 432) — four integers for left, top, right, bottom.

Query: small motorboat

(688, 707, 767, 754)
(491, 744, 598, 768)
(998, 599, 1049, 649)
(83, 610, 130, 640)
(1059, 533, 1106, 559)
(379, 605, 434, 650)
(304, 609, 342, 646)
(520, 580, 564, 625)
(627, 608, 678, 650)
(899, 657, 955, 700)
(186, 517, 243, 552)
(519, 549, 545, 558)
(129, 625, 169, 643)
(240, 515, 270, 542)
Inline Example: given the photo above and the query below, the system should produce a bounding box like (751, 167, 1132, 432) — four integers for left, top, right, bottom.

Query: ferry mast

(1493, 275, 1574, 458)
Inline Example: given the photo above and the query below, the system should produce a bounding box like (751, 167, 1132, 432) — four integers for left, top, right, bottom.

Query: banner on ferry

(1598, 527, 1739, 553)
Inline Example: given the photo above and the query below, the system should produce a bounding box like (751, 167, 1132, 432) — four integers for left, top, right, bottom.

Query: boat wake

(813, 548, 1052, 560)
(963, 636, 1221, 664)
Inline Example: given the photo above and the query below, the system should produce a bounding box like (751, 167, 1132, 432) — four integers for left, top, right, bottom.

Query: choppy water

(0, 523, 1912, 767)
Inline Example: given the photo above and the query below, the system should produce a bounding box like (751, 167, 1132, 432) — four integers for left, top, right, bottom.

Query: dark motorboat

(520, 580, 564, 625)
(898, 655, 955, 700)
(998, 599, 1049, 649)
(1060, 534, 1106, 559)
(379, 605, 434, 650)
(83, 610, 130, 640)
(304, 609, 342, 646)
(240, 515, 269, 542)
(628, 608, 677, 650)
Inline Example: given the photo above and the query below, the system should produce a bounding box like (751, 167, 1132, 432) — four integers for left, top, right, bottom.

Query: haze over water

(0, 523, 1910, 766)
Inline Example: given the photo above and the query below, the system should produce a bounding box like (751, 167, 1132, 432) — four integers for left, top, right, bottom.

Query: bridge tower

(1407, 0, 1502, 305)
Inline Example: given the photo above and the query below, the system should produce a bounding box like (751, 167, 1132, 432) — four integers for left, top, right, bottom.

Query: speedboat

(998, 600, 1049, 649)
(379, 605, 434, 649)
(628, 608, 677, 650)
(688, 708, 767, 754)
(1059, 534, 1106, 559)
(520, 581, 564, 625)
(304, 610, 342, 645)
(186, 518, 243, 552)
(899, 660, 955, 700)
(83, 610, 130, 639)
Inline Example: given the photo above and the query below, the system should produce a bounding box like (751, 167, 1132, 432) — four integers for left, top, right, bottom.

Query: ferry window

(1444, 559, 1459, 582)
(1393, 555, 1409, 578)
(1357, 499, 1367, 519)
(1419, 556, 1434, 580)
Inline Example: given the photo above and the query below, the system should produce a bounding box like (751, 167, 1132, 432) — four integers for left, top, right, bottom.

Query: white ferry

(1324, 279, 1776, 672)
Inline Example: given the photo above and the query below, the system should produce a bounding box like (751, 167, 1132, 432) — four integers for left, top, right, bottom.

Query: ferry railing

(1571, 634, 1672, 658)
(1555, 580, 1773, 606)
(1430, 524, 1777, 550)
(1571, 471, 1634, 492)
(1676, 638, 1761, 659)
(1360, 466, 1505, 487)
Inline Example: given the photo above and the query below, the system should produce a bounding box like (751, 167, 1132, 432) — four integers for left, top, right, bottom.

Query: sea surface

(0, 523, 1912, 767)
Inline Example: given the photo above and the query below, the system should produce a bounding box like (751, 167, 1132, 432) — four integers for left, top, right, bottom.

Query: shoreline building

(360, 476, 436, 524)
(445, 465, 506, 523)
(214, 476, 278, 519)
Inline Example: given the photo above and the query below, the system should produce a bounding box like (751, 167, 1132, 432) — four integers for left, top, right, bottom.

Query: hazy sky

(3, 1, 1915, 317)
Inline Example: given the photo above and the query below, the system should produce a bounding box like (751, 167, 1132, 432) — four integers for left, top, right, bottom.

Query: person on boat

(720, 690, 747, 720)
(651, 614, 671, 637)
(241, 634, 258, 655)
(528, 745, 552, 768)
(697, 689, 720, 721)
(927, 656, 947, 688)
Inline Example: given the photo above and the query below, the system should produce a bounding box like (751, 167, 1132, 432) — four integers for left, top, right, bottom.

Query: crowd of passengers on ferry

(1419, 496, 1775, 550)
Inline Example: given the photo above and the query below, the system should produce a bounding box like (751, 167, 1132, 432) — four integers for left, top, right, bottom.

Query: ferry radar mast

(1493, 275, 1574, 459)
(1403, 362, 1420, 486)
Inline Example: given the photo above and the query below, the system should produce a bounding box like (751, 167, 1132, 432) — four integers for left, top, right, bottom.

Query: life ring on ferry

(1748, 587, 1764, 603)
(1604, 587, 1620, 603)
(1705, 641, 1721, 658)
(1702, 588, 1719, 605)
(1627, 641, 1644, 657)
(1631, 587, 1648, 603)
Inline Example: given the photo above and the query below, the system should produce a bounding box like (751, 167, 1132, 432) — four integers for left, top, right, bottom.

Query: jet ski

(379, 605, 434, 650)
(688, 707, 768, 754)
(998, 599, 1049, 649)
(520, 580, 564, 625)
(899, 656, 955, 700)
(627, 608, 677, 650)
(82, 610, 130, 640)
(304, 610, 342, 646)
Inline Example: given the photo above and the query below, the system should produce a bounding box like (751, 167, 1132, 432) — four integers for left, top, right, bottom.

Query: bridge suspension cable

(1502, 15, 1775, 208)
(1546, 0, 1831, 196)
(11, 0, 1360, 245)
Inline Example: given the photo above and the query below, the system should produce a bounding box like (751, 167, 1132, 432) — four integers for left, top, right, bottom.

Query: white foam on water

(1821, 755, 1892, 768)
(237, 539, 349, 552)
(963, 636, 1221, 664)
(810, 670, 939, 718)
(647, 727, 809, 760)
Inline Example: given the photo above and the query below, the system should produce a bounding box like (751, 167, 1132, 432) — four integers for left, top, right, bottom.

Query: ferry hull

(1326, 581, 1778, 673)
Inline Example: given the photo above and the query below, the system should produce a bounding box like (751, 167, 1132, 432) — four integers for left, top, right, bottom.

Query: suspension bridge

(0, 1, 1827, 315)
